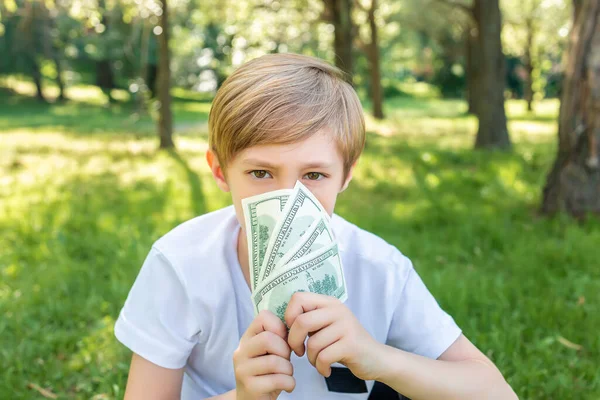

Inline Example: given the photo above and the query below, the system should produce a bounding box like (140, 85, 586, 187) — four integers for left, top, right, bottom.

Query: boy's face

(207, 130, 354, 232)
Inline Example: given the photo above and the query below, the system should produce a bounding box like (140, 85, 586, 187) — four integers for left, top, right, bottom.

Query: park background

(1, 0, 599, 398)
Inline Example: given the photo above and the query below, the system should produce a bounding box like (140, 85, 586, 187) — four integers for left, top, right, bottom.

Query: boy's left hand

(284, 292, 384, 382)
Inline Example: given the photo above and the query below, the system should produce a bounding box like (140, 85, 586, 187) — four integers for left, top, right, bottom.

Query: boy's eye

(250, 170, 272, 179)
(304, 172, 325, 181)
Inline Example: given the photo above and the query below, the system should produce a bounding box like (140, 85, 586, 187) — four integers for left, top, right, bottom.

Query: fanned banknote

(273, 216, 335, 270)
(241, 189, 292, 291)
(259, 181, 330, 281)
(241, 181, 347, 321)
(252, 242, 347, 319)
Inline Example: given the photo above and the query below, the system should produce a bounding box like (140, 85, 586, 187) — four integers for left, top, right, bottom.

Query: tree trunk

(30, 56, 46, 102)
(96, 0, 115, 103)
(157, 0, 175, 149)
(524, 16, 535, 112)
(147, 64, 158, 98)
(323, 0, 354, 82)
(465, 25, 479, 115)
(96, 60, 115, 103)
(137, 18, 152, 114)
(542, 0, 600, 216)
(472, 0, 511, 149)
(366, 0, 384, 119)
(54, 56, 67, 101)
(40, 0, 67, 101)
(18, 1, 46, 102)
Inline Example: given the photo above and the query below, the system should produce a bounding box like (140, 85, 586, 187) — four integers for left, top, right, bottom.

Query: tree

(501, 0, 570, 112)
(471, 0, 511, 149)
(17, 1, 46, 101)
(39, 0, 68, 101)
(323, 0, 355, 81)
(386, 1, 470, 98)
(465, 24, 478, 114)
(157, 0, 174, 149)
(355, 0, 384, 119)
(501, 0, 543, 111)
(522, 12, 536, 111)
(434, 0, 510, 149)
(96, 0, 117, 103)
(541, 0, 600, 216)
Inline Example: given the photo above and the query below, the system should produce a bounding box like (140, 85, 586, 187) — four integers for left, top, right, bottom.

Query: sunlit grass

(0, 80, 212, 137)
(0, 76, 131, 105)
(1, 85, 598, 399)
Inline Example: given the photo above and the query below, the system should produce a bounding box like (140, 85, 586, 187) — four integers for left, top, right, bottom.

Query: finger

(287, 308, 337, 356)
(242, 310, 288, 343)
(284, 291, 340, 331)
(314, 340, 346, 377)
(246, 374, 296, 394)
(306, 322, 343, 367)
(237, 355, 294, 377)
(245, 331, 292, 359)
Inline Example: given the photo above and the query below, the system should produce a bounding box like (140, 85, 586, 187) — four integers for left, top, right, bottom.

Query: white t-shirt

(115, 206, 461, 399)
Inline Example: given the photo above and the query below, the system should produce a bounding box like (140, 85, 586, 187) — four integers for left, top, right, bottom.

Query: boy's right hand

(233, 310, 296, 400)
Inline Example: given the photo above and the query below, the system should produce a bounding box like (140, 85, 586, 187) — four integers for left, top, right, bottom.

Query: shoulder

(151, 206, 238, 278)
(154, 206, 236, 252)
(331, 213, 413, 280)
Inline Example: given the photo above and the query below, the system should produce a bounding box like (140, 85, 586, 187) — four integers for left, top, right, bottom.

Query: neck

(236, 228, 252, 289)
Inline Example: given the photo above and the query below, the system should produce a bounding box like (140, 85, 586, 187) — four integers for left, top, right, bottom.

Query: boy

(115, 53, 517, 399)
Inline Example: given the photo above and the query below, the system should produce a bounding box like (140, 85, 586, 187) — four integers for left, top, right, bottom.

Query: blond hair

(208, 53, 365, 176)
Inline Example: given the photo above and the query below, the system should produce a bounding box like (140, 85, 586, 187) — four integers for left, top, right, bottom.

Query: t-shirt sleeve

(385, 252, 462, 359)
(114, 245, 201, 369)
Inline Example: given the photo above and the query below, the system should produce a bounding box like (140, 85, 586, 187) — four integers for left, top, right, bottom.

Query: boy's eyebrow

(240, 158, 279, 169)
(241, 158, 334, 169)
(301, 162, 335, 170)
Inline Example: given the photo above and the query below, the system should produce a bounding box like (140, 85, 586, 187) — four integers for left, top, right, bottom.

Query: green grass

(1, 82, 599, 399)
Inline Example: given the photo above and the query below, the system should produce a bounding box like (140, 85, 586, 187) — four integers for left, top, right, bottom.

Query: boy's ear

(206, 149, 230, 193)
(339, 162, 356, 193)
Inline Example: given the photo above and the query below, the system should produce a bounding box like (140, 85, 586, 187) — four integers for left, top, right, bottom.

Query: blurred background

(1, 0, 599, 398)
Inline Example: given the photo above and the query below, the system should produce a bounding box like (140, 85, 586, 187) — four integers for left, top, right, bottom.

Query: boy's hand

(285, 292, 384, 382)
(233, 310, 296, 400)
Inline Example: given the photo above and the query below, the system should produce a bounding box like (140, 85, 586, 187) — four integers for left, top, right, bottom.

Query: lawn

(1, 82, 599, 399)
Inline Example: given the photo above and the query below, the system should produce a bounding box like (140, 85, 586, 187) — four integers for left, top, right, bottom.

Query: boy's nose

(278, 176, 299, 191)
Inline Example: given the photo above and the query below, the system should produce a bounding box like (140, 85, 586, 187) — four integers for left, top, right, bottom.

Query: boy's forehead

(237, 131, 343, 167)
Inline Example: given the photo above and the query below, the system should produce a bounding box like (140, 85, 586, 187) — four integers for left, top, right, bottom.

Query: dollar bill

(252, 242, 347, 319)
(273, 216, 335, 271)
(241, 189, 292, 291)
(259, 181, 330, 281)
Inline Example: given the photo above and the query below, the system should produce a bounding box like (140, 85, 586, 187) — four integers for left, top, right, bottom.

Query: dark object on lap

(325, 367, 368, 393)
(368, 381, 411, 400)
(325, 367, 410, 399)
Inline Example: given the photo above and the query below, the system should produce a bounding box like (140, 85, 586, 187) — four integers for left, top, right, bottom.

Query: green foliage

(502, 0, 571, 99)
(1, 87, 599, 399)
(379, 0, 470, 98)
(430, 63, 465, 98)
(0, 0, 571, 104)
(381, 82, 410, 99)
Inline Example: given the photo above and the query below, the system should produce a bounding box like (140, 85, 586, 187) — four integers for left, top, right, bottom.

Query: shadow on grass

(8, 141, 160, 162)
(0, 164, 207, 397)
(335, 137, 600, 399)
(166, 149, 207, 216)
(1, 90, 596, 398)
(0, 94, 153, 135)
(0, 92, 210, 137)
